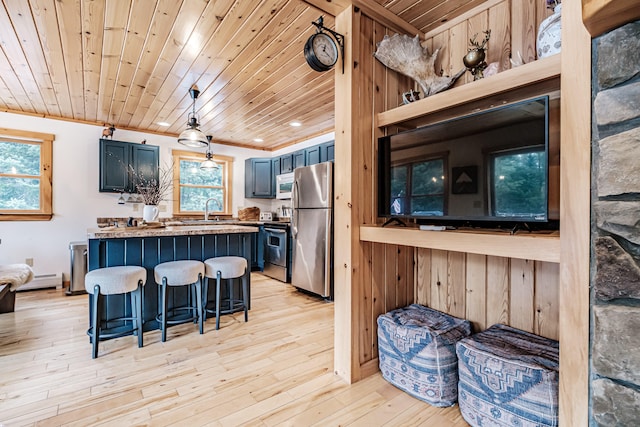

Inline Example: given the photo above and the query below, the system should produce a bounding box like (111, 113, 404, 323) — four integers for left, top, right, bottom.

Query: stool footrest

(87, 323, 140, 342)
(155, 307, 200, 326)
(204, 298, 246, 316)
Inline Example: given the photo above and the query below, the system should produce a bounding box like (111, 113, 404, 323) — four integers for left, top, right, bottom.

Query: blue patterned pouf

(456, 324, 559, 427)
(377, 304, 472, 407)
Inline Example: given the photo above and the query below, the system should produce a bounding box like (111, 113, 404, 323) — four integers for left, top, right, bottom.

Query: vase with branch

(132, 163, 173, 223)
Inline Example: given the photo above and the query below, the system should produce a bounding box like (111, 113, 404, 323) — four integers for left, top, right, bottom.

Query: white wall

(0, 112, 270, 280)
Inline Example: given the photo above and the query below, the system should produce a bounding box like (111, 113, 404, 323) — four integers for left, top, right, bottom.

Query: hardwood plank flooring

(0, 274, 468, 426)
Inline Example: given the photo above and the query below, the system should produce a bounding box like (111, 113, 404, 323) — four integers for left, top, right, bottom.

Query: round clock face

(304, 32, 338, 72)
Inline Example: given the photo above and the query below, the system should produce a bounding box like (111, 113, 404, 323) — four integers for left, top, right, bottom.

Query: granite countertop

(87, 224, 260, 239)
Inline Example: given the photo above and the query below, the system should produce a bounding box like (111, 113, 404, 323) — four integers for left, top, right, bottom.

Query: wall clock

(304, 32, 338, 72)
(304, 16, 345, 73)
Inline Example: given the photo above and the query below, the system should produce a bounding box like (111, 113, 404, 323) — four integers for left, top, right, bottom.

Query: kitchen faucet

(204, 198, 222, 221)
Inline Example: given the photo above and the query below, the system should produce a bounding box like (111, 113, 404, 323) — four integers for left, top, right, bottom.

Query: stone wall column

(591, 20, 640, 426)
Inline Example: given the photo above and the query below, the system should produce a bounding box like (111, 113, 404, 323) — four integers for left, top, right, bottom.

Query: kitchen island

(87, 224, 259, 331)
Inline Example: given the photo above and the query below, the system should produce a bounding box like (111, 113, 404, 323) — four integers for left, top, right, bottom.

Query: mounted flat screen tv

(378, 95, 557, 229)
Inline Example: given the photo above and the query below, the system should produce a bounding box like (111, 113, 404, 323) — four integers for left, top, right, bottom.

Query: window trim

(488, 145, 547, 217)
(391, 153, 448, 216)
(171, 149, 234, 217)
(0, 128, 54, 221)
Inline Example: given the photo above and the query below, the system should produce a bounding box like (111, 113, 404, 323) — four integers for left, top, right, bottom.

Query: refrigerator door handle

(324, 207, 332, 296)
(291, 180, 300, 239)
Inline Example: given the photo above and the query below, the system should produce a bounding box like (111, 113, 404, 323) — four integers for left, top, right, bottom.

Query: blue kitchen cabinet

(251, 225, 265, 271)
(305, 145, 321, 165)
(280, 154, 293, 173)
(99, 139, 159, 193)
(245, 158, 274, 198)
(292, 150, 305, 169)
(321, 141, 335, 162)
(271, 157, 280, 197)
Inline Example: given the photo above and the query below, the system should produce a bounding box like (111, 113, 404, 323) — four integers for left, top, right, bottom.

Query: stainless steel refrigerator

(291, 162, 333, 298)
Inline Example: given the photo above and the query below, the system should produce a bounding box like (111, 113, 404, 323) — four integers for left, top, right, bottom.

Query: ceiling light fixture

(200, 135, 219, 169)
(177, 84, 208, 148)
(253, 138, 264, 142)
(289, 121, 302, 127)
(157, 121, 170, 127)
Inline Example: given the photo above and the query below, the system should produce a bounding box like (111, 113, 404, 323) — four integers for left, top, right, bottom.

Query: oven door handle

(264, 228, 286, 234)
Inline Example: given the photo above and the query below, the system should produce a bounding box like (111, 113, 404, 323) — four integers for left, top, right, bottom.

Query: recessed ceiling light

(253, 138, 264, 142)
(157, 121, 170, 127)
(289, 121, 302, 127)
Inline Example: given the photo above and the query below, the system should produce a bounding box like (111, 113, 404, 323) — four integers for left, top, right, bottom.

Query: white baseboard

(18, 273, 63, 291)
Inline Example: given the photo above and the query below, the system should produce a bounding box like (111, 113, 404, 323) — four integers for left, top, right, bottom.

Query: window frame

(0, 128, 54, 221)
(488, 145, 547, 218)
(171, 149, 233, 217)
(391, 153, 448, 216)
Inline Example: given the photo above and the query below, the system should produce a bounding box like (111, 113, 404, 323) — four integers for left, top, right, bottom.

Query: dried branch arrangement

(132, 163, 174, 205)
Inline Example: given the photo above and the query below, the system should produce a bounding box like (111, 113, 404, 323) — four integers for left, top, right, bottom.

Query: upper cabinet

(305, 145, 321, 165)
(99, 139, 159, 193)
(321, 141, 334, 162)
(245, 158, 274, 198)
(292, 150, 305, 169)
(244, 141, 335, 198)
(280, 154, 294, 173)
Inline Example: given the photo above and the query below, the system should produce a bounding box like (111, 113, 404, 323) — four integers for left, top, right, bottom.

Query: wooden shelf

(360, 225, 560, 263)
(377, 54, 561, 128)
(582, 0, 640, 37)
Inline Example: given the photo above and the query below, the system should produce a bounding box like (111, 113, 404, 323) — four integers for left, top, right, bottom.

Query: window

(490, 146, 546, 218)
(390, 157, 446, 216)
(172, 150, 233, 216)
(0, 129, 54, 221)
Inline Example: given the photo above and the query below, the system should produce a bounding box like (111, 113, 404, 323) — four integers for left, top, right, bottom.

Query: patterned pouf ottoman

(456, 324, 559, 427)
(377, 304, 472, 407)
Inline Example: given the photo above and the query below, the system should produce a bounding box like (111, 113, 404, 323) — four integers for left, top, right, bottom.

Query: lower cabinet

(251, 226, 265, 271)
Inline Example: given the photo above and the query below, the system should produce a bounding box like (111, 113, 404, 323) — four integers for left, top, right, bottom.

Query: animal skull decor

(374, 34, 465, 97)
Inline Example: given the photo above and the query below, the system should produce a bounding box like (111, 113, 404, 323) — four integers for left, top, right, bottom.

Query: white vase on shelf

(537, 4, 562, 59)
(142, 205, 159, 222)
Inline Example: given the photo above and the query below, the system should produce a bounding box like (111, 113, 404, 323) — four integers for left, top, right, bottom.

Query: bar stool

(85, 265, 146, 359)
(203, 256, 248, 330)
(154, 260, 205, 342)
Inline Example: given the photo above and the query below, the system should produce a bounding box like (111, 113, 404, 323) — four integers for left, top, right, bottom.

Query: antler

(469, 30, 491, 50)
(374, 34, 465, 97)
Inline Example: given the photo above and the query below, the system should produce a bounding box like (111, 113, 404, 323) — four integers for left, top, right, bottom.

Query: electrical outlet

(25, 258, 34, 266)
(159, 204, 167, 212)
(132, 203, 139, 212)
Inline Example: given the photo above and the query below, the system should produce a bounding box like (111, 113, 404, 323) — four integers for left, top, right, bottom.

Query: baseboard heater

(18, 273, 63, 291)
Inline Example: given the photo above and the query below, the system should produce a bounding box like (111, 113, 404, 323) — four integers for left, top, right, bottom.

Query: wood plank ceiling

(0, 0, 483, 151)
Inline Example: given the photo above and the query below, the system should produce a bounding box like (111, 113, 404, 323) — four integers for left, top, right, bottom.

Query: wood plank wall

(340, 0, 561, 379)
(415, 249, 559, 340)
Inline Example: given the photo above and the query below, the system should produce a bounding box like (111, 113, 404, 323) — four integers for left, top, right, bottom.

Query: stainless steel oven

(263, 223, 290, 282)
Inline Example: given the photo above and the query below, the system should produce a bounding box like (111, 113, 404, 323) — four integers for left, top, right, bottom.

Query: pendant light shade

(200, 135, 219, 169)
(178, 85, 208, 148)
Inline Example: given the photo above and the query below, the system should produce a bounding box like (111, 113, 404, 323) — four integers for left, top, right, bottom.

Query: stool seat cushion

(377, 304, 472, 407)
(204, 256, 247, 279)
(456, 324, 559, 427)
(85, 266, 146, 295)
(154, 260, 204, 286)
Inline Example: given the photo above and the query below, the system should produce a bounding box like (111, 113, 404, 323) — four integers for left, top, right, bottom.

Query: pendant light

(200, 135, 219, 169)
(177, 84, 208, 148)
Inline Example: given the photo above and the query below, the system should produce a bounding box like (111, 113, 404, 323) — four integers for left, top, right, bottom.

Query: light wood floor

(0, 273, 468, 426)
